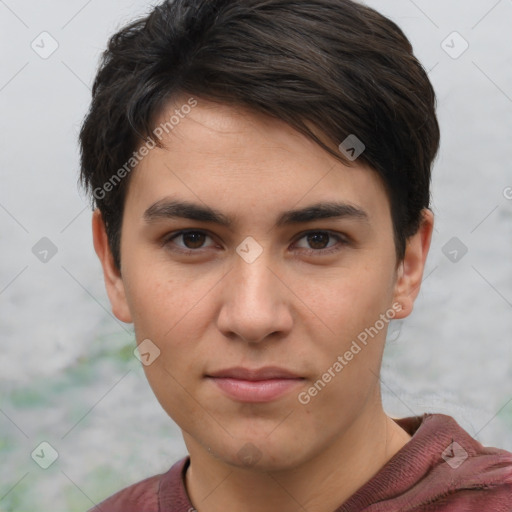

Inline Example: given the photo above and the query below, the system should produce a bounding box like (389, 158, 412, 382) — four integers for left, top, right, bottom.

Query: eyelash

(162, 230, 350, 257)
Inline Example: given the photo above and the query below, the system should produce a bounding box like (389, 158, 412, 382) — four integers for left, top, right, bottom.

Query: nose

(216, 252, 293, 344)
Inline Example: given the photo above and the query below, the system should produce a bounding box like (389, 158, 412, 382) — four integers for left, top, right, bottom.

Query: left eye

(293, 231, 347, 254)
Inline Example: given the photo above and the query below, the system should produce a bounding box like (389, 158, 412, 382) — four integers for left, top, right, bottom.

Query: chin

(206, 434, 311, 473)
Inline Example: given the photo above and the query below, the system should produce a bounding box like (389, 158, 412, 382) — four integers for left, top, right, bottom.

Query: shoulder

(399, 413, 512, 506)
(339, 413, 512, 511)
(396, 413, 512, 475)
(88, 456, 191, 512)
(89, 473, 162, 512)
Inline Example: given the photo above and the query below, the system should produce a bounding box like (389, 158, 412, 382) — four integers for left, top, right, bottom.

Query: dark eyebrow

(143, 198, 369, 228)
(276, 202, 369, 226)
(144, 199, 232, 227)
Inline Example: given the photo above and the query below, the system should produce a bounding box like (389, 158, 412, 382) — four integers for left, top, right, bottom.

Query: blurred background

(1, 0, 511, 510)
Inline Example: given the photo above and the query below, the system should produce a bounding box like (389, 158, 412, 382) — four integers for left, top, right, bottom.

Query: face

(94, 96, 431, 471)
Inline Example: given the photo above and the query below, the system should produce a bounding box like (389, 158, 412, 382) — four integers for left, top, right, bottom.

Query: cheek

(126, 267, 214, 420)
(301, 262, 396, 342)
(124, 262, 220, 374)
(124, 256, 199, 335)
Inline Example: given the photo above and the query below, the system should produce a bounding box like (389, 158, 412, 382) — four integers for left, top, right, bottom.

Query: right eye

(163, 230, 217, 254)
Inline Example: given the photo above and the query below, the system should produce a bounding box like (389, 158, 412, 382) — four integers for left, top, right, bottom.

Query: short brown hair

(79, 0, 440, 270)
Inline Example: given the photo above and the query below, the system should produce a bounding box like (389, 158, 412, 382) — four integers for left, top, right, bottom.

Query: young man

(80, 0, 512, 510)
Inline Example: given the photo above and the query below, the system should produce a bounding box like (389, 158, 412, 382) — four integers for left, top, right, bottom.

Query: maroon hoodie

(91, 414, 512, 511)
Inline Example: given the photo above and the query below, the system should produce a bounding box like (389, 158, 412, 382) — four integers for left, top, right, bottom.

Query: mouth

(205, 366, 305, 403)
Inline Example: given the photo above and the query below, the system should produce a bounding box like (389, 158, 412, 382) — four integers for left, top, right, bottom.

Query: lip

(206, 366, 304, 403)
(207, 366, 302, 380)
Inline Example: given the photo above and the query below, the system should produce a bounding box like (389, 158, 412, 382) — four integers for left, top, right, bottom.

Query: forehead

(153, 97, 336, 171)
(124, 97, 391, 229)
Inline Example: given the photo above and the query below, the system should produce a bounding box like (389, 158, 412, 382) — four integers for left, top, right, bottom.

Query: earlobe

(392, 209, 434, 319)
(91, 209, 133, 324)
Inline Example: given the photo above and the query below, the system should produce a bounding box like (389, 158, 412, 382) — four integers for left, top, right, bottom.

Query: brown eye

(294, 231, 349, 256)
(163, 230, 216, 254)
(306, 232, 330, 250)
(181, 232, 207, 249)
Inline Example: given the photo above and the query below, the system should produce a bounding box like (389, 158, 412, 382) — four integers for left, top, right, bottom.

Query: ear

(91, 209, 133, 324)
(392, 209, 434, 319)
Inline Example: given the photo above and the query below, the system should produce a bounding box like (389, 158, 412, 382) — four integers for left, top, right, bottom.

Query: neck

(183, 407, 411, 512)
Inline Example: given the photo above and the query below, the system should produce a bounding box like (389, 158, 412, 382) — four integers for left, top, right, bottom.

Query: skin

(93, 96, 433, 512)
